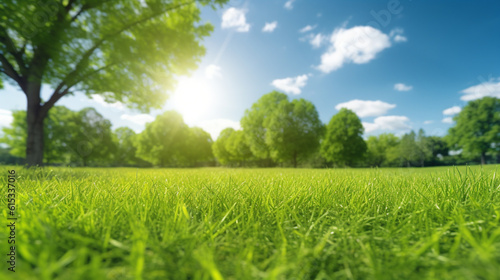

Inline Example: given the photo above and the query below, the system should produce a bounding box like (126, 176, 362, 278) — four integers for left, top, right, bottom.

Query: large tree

(0, 0, 227, 166)
(265, 98, 324, 167)
(321, 108, 366, 167)
(2, 106, 116, 166)
(135, 111, 189, 166)
(447, 97, 500, 165)
(240, 91, 288, 166)
(2, 106, 75, 164)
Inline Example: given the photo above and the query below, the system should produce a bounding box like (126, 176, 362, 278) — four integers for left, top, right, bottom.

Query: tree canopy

(135, 111, 213, 167)
(2, 106, 116, 166)
(241, 91, 288, 164)
(265, 98, 324, 167)
(0, 0, 228, 166)
(321, 108, 366, 167)
(447, 97, 500, 164)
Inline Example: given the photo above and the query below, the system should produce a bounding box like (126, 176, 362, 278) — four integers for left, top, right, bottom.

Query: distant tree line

(1, 108, 213, 167)
(213, 93, 499, 167)
(1, 94, 499, 167)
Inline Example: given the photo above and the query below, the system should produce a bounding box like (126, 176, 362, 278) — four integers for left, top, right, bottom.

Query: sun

(169, 77, 214, 124)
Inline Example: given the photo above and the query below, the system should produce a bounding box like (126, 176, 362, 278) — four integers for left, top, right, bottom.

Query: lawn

(1, 165, 500, 280)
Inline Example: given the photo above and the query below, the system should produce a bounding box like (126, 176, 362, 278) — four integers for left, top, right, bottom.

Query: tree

(447, 97, 500, 165)
(241, 91, 288, 166)
(136, 111, 189, 166)
(0, 0, 228, 166)
(365, 133, 399, 167)
(65, 108, 116, 166)
(135, 111, 212, 167)
(113, 127, 149, 167)
(183, 127, 214, 166)
(427, 136, 449, 159)
(265, 98, 324, 167)
(321, 108, 366, 167)
(226, 129, 254, 166)
(416, 129, 432, 167)
(398, 131, 419, 167)
(2, 106, 75, 164)
(212, 128, 236, 166)
(2, 106, 115, 166)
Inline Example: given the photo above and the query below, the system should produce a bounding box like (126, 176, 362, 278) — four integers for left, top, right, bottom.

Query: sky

(1, 0, 500, 140)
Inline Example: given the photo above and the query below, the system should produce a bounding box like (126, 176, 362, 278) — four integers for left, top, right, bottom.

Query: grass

(1, 165, 500, 280)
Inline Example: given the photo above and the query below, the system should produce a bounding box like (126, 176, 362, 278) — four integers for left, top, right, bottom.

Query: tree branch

(0, 53, 25, 91)
(0, 28, 28, 76)
(42, 62, 118, 116)
(58, 0, 197, 95)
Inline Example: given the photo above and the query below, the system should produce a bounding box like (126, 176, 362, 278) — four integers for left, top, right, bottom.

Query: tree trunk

(293, 151, 298, 168)
(26, 85, 45, 167)
(481, 153, 486, 165)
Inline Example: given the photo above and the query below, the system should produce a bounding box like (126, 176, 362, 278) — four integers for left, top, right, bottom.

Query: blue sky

(1, 0, 500, 139)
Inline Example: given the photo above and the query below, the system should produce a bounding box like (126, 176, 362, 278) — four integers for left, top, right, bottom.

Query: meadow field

(1, 165, 500, 280)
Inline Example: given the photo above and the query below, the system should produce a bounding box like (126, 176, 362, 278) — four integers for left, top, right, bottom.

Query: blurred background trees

(1, 96, 499, 168)
(321, 108, 366, 167)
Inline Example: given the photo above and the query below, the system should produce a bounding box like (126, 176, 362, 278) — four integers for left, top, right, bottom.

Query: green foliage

(2, 106, 117, 166)
(398, 131, 420, 167)
(365, 133, 399, 167)
(3, 165, 500, 279)
(0, 0, 229, 111)
(226, 129, 253, 165)
(65, 108, 116, 166)
(1, 110, 26, 158)
(135, 111, 213, 166)
(212, 128, 236, 166)
(212, 128, 253, 166)
(0, 0, 229, 166)
(265, 98, 324, 167)
(241, 91, 288, 161)
(184, 127, 214, 166)
(321, 108, 366, 166)
(113, 127, 150, 167)
(240, 91, 323, 167)
(447, 97, 500, 164)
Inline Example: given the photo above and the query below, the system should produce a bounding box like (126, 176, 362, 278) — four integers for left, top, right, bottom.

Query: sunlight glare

(170, 77, 214, 124)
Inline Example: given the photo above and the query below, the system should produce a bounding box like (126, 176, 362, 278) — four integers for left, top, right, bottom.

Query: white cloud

(299, 25, 316, 33)
(262, 21, 278, 32)
(394, 83, 413, 91)
(205, 64, 222, 79)
(442, 106, 461, 116)
(389, 28, 407, 43)
(221, 8, 250, 32)
(309, 33, 326, 48)
(460, 78, 500, 101)
(121, 114, 154, 125)
(335, 99, 396, 118)
(363, 115, 411, 133)
(90, 94, 125, 110)
(393, 35, 407, 43)
(284, 0, 295, 10)
(0, 109, 13, 129)
(442, 117, 453, 124)
(423, 120, 434, 124)
(317, 25, 392, 73)
(197, 119, 241, 140)
(271, 74, 309, 95)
